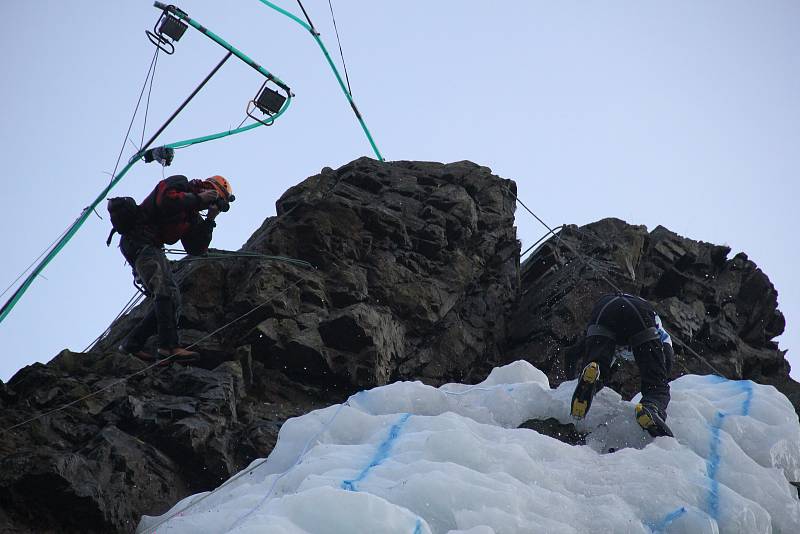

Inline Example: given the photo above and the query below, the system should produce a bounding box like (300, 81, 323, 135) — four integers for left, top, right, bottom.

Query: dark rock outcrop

(518, 418, 586, 446)
(0, 160, 795, 533)
(506, 218, 799, 411)
(0, 158, 519, 533)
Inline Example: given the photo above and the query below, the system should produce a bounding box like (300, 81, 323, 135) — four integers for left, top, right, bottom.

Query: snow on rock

(137, 361, 800, 533)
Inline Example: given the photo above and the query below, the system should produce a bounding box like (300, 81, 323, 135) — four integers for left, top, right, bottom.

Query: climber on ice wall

(113, 174, 234, 363)
(565, 292, 675, 437)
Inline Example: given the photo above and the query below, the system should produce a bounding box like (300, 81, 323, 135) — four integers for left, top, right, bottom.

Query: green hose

(166, 97, 292, 150)
(255, 0, 384, 161)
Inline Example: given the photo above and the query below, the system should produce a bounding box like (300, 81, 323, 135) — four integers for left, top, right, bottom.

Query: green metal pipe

(166, 95, 291, 150)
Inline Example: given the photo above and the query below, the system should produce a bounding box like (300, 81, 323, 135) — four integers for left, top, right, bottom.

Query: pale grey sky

(1, 1, 797, 381)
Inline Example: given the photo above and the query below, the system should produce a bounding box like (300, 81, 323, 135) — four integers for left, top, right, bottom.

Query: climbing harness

(585, 294, 662, 348)
(592, 325, 661, 348)
(585, 323, 617, 341)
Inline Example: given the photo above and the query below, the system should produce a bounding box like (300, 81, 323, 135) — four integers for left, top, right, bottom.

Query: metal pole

(138, 51, 232, 156)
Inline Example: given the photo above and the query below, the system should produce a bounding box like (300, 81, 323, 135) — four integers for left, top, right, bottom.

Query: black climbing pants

(584, 336, 673, 413)
(120, 239, 182, 351)
(583, 294, 673, 413)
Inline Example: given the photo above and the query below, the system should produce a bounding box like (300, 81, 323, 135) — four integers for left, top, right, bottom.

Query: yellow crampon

(636, 403, 655, 429)
(635, 403, 674, 437)
(570, 362, 601, 419)
(571, 399, 589, 419)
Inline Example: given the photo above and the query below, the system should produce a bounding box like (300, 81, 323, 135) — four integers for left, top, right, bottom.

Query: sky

(0, 1, 797, 382)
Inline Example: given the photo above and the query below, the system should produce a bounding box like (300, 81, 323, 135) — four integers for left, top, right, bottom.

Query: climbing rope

(110, 46, 160, 182)
(0, 219, 75, 301)
(326, 0, 353, 96)
(520, 224, 564, 258)
(164, 248, 315, 270)
(139, 47, 160, 150)
(509, 186, 724, 376)
(82, 290, 146, 353)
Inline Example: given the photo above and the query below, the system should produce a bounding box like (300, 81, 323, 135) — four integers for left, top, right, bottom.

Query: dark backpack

(106, 196, 140, 245)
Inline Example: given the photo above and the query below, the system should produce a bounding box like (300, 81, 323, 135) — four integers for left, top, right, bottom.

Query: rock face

(237, 159, 519, 386)
(0, 159, 795, 533)
(0, 158, 519, 533)
(506, 218, 798, 409)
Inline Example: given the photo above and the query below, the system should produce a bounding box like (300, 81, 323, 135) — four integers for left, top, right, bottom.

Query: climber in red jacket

(117, 174, 234, 362)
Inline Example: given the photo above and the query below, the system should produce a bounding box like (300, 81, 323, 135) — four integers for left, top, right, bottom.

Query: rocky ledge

(507, 218, 798, 409)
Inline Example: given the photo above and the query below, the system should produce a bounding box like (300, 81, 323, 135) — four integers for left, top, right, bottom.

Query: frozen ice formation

(138, 361, 800, 533)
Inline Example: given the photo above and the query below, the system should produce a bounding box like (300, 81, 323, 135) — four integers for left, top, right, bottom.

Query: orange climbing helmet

(205, 175, 234, 201)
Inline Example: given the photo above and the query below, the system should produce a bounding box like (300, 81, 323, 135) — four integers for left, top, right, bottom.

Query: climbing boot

(635, 403, 674, 438)
(571, 362, 601, 419)
(119, 343, 158, 362)
(156, 346, 200, 364)
(154, 296, 180, 350)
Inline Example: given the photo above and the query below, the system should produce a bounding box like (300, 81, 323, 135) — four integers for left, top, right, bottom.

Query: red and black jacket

(134, 175, 214, 255)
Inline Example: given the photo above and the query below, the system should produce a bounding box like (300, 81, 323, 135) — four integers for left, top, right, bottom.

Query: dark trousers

(585, 336, 673, 413)
(120, 239, 182, 351)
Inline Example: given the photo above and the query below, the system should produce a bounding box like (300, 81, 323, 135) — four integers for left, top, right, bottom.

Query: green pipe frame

(162, 3, 291, 93)
(0, 10, 291, 325)
(255, 0, 384, 162)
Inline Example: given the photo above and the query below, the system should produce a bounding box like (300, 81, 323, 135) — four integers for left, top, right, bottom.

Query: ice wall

(137, 361, 800, 533)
